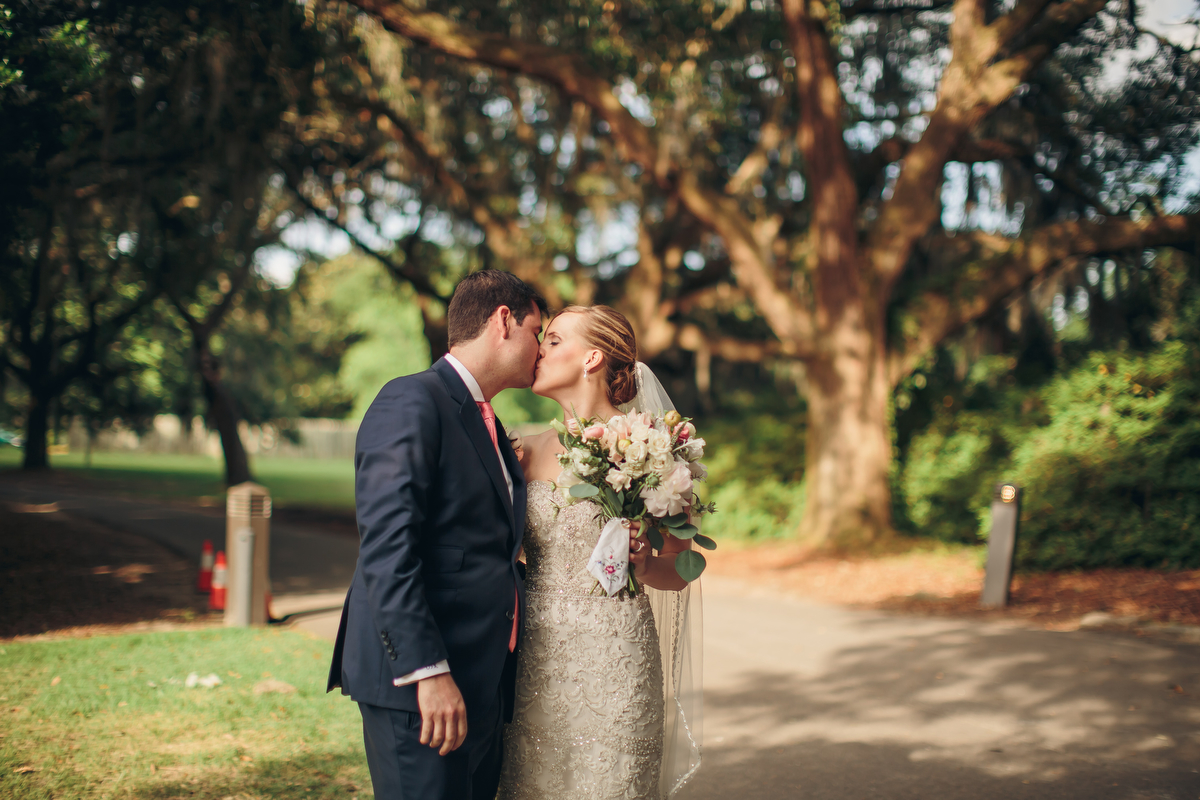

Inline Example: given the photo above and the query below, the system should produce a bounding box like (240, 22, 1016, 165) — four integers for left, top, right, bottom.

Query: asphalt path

(299, 578, 1200, 799)
(0, 473, 359, 598)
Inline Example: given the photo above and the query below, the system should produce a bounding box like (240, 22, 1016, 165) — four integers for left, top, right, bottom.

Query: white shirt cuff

(393, 660, 450, 687)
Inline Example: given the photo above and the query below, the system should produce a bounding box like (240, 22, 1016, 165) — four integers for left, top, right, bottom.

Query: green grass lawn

(0, 447, 354, 510)
(0, 627, 370, 799)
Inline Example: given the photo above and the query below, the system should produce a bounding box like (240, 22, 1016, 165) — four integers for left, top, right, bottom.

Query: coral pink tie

(478, 400, 519, 653)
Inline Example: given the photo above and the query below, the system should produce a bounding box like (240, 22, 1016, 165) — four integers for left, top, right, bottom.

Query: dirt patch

(706, 541, 1200, 630)
(1, 504, 219, 639)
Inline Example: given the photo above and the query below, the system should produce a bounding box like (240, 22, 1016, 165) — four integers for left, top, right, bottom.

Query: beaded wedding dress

(497, 480, 665, 799)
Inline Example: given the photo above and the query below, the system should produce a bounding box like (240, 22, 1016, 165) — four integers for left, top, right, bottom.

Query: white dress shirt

(393, 354, 513, 687)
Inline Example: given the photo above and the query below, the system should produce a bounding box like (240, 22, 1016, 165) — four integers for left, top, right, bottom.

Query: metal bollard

(228, 527, 256, 627)
(981, 483, 1021, 608)
(225, 482, 272, 627)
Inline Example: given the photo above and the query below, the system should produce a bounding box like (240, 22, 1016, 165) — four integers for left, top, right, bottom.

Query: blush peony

(640, 463, 694, 517)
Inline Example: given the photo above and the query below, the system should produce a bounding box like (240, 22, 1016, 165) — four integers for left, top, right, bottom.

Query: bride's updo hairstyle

(556, 305, 639, 406)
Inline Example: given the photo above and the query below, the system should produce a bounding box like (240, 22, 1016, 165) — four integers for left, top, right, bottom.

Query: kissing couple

(328, 270, 703, 800)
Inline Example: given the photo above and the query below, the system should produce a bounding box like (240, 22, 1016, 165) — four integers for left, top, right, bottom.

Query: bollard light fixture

(981, 482, 1022, 608)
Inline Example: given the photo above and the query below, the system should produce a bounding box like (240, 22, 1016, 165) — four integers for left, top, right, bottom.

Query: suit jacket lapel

(495, 417, 527, 556)
(433, 359, 517, 534)
(459, 400, 517, 530)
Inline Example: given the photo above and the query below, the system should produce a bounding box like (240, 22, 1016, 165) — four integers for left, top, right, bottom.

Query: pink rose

(583, 425, 606, 441)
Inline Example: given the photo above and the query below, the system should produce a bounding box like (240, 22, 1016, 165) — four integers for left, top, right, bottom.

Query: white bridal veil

(621, 362, 704, 798)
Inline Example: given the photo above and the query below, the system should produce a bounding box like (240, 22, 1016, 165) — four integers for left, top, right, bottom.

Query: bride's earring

(582, 365, 589, 380)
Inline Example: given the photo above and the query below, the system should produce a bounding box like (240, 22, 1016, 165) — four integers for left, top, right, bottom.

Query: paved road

(298, 577, 1200, 799)
(0, 474, 359, 599)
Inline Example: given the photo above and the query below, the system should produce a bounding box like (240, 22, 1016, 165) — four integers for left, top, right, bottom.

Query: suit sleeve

(354, 378, 448, 679)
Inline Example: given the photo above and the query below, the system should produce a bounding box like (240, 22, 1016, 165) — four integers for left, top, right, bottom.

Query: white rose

(556, 469, 583, 488)
(624, 439, 648, 466)
(605, 468, 633, 492)
(570, 447, 597, 476)
(649, 452, 673, 476)
(623, 457, 647, 479)
(629, 420, 652, 444)
(647, 429, 672, 458)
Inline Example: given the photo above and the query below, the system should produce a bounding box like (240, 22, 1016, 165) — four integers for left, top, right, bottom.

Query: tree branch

(842, 0, 954, 17)
(346, 0, 816, 351)
(676, 174, 816, 356)
(340, 0, 661, 177)
(725, 95, 789, 196)
(866, 0, 1107, 292)
(283, 171, 451, 304)
(328, 92, 563, 304)
(887, 212, 1200, 383)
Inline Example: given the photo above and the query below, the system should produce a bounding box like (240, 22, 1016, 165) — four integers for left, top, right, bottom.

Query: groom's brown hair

(446, 270, 548, 348)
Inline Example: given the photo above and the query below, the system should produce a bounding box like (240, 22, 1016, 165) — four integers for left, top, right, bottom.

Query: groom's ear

(494, 305, 514, 339)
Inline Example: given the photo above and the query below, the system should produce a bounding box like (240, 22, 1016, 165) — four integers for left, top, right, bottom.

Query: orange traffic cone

(197, 540, 214, 592)
(209, 551, 227, 611)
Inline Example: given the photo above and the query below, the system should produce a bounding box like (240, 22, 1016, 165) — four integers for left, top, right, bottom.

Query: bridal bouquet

(551, 409, 717, 596)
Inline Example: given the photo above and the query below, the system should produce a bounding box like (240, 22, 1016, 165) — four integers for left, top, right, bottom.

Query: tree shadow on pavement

(1, 506, 213, 638)
(684, 619, 1200, 799)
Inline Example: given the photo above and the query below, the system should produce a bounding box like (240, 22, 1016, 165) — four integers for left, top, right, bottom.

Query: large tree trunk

(198, 347, 254, 486)
(22, 390, 51, 471)
(800, 318, 894, 551)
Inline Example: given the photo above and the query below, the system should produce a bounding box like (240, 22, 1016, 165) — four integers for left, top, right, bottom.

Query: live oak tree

(324, 0, 1200, 549)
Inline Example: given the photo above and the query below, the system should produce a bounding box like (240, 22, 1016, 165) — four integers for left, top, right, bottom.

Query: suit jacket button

(505, 609, 515, 621)
(389, 654, 397, 661)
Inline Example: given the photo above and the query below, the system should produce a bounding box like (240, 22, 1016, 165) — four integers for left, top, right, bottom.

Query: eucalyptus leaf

(674, 550, 707, 582)
(662, 513, 689, 528)
(671, 523, 698, 539)
(692, 533, 717, 550)
(569, 483, 599, 498)
(646, 525, 665, 551)
(602, 485, 620, 510)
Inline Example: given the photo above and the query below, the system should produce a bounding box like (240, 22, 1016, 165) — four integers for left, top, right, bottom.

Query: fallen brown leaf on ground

(706, 541, 1200, 630)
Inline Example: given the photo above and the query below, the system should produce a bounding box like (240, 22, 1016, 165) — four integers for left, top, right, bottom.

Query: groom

(327, 270, 547, 799)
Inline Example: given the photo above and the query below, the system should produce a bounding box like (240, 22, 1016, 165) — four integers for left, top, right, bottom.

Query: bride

(498, 305, 703, 800)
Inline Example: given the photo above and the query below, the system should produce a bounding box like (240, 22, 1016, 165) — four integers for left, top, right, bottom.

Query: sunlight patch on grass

(0, 627, 368, 799)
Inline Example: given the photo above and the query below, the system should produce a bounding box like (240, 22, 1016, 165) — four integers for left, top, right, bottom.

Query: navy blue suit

(328, 357, 527, 799)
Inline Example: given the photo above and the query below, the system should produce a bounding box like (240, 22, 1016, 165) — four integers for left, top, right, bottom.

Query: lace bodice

(521, 480, 617, 596)
(498, 481, 665, 799)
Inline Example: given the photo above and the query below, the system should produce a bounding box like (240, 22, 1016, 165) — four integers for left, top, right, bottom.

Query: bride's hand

(628, 521, 651, 570)
(508, 429, 526, 466)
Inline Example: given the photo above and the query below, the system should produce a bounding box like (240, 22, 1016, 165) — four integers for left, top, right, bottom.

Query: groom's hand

(416, 673, 468, 755)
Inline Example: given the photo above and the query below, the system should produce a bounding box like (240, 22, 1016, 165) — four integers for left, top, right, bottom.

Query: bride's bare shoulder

(521, 428, 563, 482)
(523, 428, 562, 458)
